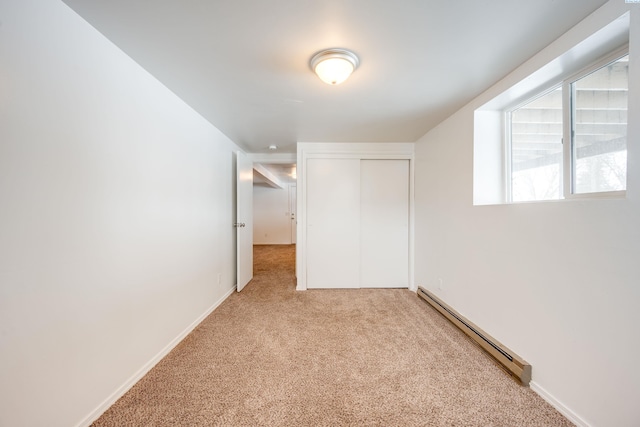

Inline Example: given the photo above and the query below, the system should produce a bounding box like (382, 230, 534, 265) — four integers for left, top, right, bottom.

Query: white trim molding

(76, 286, 236, 427)
(530, 381, 592, 427)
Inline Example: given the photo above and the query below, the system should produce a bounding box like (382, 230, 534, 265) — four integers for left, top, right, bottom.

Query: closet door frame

(296, 143, 415, 291)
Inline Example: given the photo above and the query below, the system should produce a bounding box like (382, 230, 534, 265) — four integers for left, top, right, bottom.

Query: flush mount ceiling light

(268, 144, 277, 150)
(310, 48, 359, 85)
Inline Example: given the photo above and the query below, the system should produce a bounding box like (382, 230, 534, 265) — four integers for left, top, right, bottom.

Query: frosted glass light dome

(310, 49, 359, 85)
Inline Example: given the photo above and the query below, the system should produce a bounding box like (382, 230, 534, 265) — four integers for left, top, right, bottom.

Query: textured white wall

(0, 1, 239, 426)
(253, 185, 292, 244)
(414, 2, 639, 427)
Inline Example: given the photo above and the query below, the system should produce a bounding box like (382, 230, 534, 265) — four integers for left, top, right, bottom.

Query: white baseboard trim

(76, 286, 236, 427)
(530, 381, 591, 427)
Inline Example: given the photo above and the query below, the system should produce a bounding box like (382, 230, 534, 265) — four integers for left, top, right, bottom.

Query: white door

(236, 151, 253, 291)
(306, 158, 360, 288)
(289, 185, 297, 244)
(360, 160, 409, 288)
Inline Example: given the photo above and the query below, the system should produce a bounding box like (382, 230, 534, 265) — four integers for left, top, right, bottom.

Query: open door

(290, 184, 297, 244)
(236, 151, 253, 291)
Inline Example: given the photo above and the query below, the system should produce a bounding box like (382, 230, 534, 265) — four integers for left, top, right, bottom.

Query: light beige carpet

(92, 244, 572, 426)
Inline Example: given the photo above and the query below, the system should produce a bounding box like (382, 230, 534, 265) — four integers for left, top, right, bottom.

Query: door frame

(296, 142, 415, 291)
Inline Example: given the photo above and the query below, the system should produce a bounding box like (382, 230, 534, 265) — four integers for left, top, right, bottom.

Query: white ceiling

(62, 0, 608, 154)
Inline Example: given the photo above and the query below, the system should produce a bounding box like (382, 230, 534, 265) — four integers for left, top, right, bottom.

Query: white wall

(0, 1, 239, 426)
(253, 184, 292, 244)
(414, 2, 639, 427)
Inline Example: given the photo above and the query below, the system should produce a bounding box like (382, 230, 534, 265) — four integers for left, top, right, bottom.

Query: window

(473, 13, 630, 206)
(507, 51, 629, 202)
(571, 55, 628, 195)
(510, 86, 563, 202)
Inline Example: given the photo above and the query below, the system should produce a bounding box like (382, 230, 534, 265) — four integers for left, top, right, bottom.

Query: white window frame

(505, 45, 629, 203)
(563, 46, 629, 200)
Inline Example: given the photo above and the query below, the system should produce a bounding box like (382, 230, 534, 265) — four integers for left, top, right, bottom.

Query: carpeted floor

(92, 244, 572, 426)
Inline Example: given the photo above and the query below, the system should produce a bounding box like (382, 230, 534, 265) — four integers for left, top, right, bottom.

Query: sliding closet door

(306, 158, 360, 288)
(360, 160, 409, 288)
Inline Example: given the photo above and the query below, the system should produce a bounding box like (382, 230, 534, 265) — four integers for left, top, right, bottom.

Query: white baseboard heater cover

(417, 286, 532, 386)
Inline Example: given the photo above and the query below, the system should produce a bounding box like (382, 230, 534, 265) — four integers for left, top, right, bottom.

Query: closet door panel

(360, 160, 409, 288)
(306, 158, 360, 288)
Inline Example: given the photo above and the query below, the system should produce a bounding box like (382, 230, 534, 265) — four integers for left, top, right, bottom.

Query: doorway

(252, 163, 297, 245)
(251, 162, 297, 283)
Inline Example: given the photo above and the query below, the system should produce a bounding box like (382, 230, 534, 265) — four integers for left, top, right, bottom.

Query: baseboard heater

(417, 286, 532, 386)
